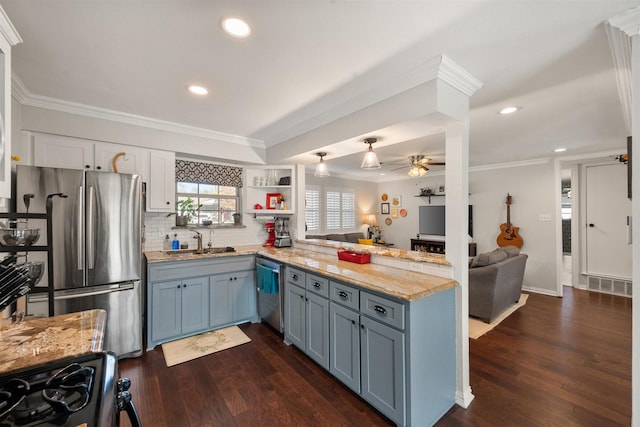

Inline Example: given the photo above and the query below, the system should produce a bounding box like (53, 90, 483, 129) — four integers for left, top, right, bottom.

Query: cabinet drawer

(360, 291, 405, 330)
(286, 267, 306, 286)
(329, 281, 359, 311)
(306, 274, 329, 298)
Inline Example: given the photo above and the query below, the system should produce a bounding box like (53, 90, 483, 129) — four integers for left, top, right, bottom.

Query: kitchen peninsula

(0, 309, 106, 374)
(145, 242, 458, 426)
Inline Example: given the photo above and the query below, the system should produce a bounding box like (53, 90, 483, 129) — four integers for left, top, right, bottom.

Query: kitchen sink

(165, 247, 235, 256)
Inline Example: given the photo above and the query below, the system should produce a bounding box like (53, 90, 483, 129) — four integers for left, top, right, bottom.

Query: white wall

(377, 162, 558, 295)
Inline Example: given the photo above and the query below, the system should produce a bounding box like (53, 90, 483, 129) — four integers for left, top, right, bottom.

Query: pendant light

(361, 137, 381, 169)
(314, 152, 330, 177)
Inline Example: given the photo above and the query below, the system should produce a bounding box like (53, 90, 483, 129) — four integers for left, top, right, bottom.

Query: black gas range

(0, 352, 141, 427)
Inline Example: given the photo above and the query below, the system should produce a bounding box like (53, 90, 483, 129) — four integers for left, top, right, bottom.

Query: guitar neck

(506, 204, 511, 226)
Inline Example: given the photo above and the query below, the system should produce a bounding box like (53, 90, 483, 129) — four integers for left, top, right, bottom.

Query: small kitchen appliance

(274, 217, 291, 248)
(0, 351, 141, 427)
(263, 222, 276, 247)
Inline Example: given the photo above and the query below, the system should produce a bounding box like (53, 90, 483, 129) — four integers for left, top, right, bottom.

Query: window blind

(305, 189, 320, 231)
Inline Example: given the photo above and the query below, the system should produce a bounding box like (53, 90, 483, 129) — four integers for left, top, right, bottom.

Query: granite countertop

(0, 309, 106, 375)
(145, 244, 457, 302)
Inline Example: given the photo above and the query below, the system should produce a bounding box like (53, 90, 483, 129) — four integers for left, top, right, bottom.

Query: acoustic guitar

(497, 194, 523, 248)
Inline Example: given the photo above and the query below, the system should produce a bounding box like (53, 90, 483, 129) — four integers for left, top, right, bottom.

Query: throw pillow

(501, 245, 521, 257)
(358, 238, 374, 245)
(472, 248, 508, 267)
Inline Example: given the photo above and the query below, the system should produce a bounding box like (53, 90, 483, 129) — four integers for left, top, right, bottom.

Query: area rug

(469, 293, 529, 339)
(162, 325, 251, 367)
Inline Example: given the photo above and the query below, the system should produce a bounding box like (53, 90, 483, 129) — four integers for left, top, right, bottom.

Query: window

(174, 159, 243, 226)
(326, 190, 355, 230)
(176, 182, 240, 225)
(305, 188, 320, 232)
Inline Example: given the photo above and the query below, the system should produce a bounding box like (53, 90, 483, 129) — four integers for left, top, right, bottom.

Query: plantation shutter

(326, 191, 341, 230)
(342, 192, 355, 228)
(305, 189, 321, 231)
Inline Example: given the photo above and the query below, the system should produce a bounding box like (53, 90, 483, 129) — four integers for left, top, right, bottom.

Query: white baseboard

(522, 285, 560, 297)
(455, 386, 475, 408)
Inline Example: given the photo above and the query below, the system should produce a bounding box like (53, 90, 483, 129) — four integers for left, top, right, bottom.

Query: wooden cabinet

(244, 165, 295, 216)
(410, 238, 477, 256)
(150, 276, 209, 345)
(147, 150, 175, 212)
(0, 17, 21, 198)
(33, 133, 94, 170)
(284, 281, 306, 349)
(360, 314, 405, 424)
(329, 301, 361, 393)
(284, 268, 330, 370)
(31, 132, 175, 213)
(146, 256, 256, 350)
(210, 269, 256, 329)
(291, 271, 455, 427)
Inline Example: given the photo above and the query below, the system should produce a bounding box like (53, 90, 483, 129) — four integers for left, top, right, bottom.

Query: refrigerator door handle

(29, 282, 137, 301)
(77, 186, 84, 270)
(87, 186, 95, 270)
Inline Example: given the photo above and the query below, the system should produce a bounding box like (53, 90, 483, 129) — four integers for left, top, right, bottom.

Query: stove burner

(42, 363, 94, 414)
(0, 378, 29, 418)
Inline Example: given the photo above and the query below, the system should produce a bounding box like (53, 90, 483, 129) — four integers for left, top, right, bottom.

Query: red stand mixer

(263, 222, 276, 247)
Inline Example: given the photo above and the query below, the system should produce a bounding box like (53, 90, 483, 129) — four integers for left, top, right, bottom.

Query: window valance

(175, 160, 243, 188)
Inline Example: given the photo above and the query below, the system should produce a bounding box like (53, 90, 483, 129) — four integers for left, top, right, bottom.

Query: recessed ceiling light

(221, 17, 251, 38)
(187, 85, 208, 95)
(554, 148, 567, 153)
(499, 106, 520, 115)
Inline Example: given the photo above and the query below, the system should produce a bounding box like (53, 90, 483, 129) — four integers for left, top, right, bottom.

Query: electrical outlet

(538, 214, 552, 222)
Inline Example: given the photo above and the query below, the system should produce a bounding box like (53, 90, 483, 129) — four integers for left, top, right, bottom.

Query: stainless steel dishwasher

(256, 256, 284, 333)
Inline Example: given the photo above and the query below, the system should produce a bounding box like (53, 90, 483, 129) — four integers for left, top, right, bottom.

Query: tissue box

(337, 250, 371, 264)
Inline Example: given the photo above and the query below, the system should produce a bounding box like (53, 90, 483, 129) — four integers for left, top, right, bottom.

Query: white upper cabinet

(94, 142, 149, 181)
(33, 133, 94, 170)
(147, 150, 175, 212)
(0, 8, 21, 198)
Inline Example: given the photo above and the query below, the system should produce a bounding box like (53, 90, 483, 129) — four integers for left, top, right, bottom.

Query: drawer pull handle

(313, 282, 321, 288)
(338, 291, 348, 299)
(292, 274, 299, 280)
(373, 305, 387, 315)
(351, 319, 356, 325)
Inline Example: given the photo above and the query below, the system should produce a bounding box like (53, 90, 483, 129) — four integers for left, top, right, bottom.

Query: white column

(632, 31, 640, 427)
(445, 120, 473, 407)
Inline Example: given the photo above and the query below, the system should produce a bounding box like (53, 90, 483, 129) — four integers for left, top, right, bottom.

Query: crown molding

(605, 14, 636, 133)
(437, 55, 484, 97)
(0, 6, 22, 46)
(11, 74, 263, 149)
(468, 157, 552, 173)
(608, 6, 640, 37)
(262, 54, 483, 146)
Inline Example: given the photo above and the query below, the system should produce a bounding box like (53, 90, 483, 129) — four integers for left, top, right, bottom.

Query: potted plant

(167, 197, 202, 226)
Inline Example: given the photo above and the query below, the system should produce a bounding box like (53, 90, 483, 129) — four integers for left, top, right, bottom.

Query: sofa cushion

(501, 245, 521, 257)
(344, 232, 365, 243)
(305, 235, 327, 240)
(470, 248, 508, 268)
(325, 234, 347, 242)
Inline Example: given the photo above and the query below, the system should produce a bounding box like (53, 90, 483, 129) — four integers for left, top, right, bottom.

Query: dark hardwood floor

(119, 287, 631, 427)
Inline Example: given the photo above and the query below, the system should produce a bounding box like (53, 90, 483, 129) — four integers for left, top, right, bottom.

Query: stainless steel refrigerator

(16, 165, 143, 358)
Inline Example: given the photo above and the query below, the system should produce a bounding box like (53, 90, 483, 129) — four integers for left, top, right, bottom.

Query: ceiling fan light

(419, 167, 427, 176)
(408, 166, 420, 177)
(314, 152, 330, 177)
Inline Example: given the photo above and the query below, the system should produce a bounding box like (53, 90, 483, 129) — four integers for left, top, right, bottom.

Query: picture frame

(266, 193, 282, 210)
(391, 208, 399, 218)
(391, 195, 402, 207)
(381, 202, 390, 215)
(437, 185, 445, 195)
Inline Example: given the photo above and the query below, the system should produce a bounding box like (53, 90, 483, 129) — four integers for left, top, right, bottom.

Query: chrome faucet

(193, 231, 203, 253)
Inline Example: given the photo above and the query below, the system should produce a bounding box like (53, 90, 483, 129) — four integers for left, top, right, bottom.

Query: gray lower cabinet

(150, 276, 209, 345)
(330, 282, 405, 424)
(210, 269, 257, 329)
(329, 302, 360, 393)
(284, 269, 330, 370)
(360, 314, 405, 424)
(146, 256, 257, 350)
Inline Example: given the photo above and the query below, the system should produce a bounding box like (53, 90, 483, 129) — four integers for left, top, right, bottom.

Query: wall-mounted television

(418, 205, 473, 237)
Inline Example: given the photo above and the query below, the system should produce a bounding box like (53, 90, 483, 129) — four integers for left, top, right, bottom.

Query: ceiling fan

(389, 155, 445, 177)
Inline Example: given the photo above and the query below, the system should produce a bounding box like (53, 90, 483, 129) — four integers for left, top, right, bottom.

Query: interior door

(585, 163, 631, 279)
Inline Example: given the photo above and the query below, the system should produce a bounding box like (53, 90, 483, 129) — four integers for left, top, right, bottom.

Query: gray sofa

(305, 232, 365, 244)
(468, 246, 528, 323)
